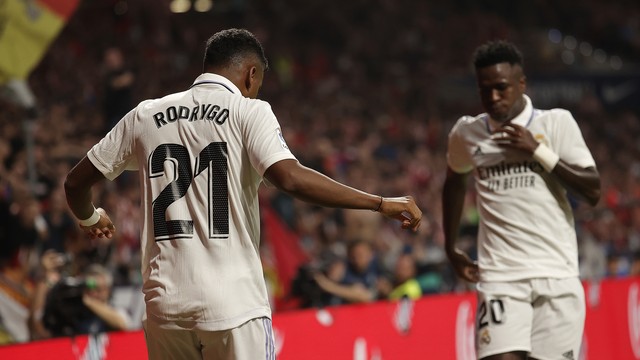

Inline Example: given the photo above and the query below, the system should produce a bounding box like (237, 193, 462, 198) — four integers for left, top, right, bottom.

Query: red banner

(583, 278, 640, 359)
(1, 277, 638, 359)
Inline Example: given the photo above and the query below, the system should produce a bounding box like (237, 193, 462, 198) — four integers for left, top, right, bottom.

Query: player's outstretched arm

(64, 156, 116, 240)
(264, 159, 422, 231)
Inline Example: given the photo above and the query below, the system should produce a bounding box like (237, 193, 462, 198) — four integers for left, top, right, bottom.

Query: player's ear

(519, 75, 526, 92)
(245, 66, 257, 92)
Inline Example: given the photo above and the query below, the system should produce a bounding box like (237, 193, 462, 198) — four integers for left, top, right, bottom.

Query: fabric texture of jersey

(446, 95, 596, 282)
(87, 73, 297, 330)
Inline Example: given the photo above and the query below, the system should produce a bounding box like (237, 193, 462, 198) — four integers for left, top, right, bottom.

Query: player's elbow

(274, 171, 304, 194)
(64, 172, 81, 197)
(64, 167, 92, 198)
(264, 160, 305, 194)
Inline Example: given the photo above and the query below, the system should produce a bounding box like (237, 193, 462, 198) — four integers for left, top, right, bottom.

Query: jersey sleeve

(242, 101, 297, 176)
(550, 110, 596, 169)
(446, 117, 474, 174)
(87, 107, 139, 181)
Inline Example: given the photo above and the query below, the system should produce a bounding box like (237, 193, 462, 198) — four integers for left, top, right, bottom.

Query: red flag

(261, 207, 308, 309)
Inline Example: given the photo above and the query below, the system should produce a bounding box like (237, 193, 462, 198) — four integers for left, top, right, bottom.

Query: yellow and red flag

(0, 0, 80, 84)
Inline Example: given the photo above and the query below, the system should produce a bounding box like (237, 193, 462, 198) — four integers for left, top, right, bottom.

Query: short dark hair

(472, 40, 524, 70)
(203, 28, 268, 72)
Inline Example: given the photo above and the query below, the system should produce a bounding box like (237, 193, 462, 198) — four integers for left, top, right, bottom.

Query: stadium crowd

(1, 0, 639, 343)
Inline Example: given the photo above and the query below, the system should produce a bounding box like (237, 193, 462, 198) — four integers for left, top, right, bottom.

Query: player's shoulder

(236, 96, 273, 112)
(533, 107, 575, 124)
(450, 114, 487, 133)
(135, 91, 190, 114)
(232, 97, 276, 123)
(535, 107, 572, 117)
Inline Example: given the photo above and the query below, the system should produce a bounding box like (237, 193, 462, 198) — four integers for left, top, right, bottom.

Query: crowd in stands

(1, 0, 639, 344)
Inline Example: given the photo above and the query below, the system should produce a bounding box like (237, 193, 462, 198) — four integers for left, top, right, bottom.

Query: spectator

(29, 250, 65, 340)
(313, 240, 385, 304)
(0, 199, 36, 344)
(41, 188, 76, 254)
(38, 263, 130, 337)
(0, 0, 638, 322)
(102, 47, 135, 132)
(386, 253, 422, 301)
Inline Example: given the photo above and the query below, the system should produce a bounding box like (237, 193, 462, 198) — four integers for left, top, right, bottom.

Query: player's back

(128, 74, 285, 330)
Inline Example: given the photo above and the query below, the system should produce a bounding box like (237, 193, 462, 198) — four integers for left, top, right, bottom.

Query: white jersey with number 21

(87, 73, 296, 331)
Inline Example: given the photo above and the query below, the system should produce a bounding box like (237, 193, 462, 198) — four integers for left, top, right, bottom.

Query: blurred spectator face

(325, 260, 346, 282)
(14, 197, 42, 227)
(395, 254, 416, 284)
(104, 48, 124, 70)
(475, 63, 526, 122)
(348, 242, 373, 273)
(85, 274, 111, 302)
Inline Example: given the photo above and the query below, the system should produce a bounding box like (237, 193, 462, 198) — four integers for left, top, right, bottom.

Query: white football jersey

(447, 95, 596, 282)
(87, 73, 296, 330)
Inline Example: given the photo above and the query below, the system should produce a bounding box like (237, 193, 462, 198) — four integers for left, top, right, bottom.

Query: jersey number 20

(477, 299, 505, 329)
(149, 142, 228, 240)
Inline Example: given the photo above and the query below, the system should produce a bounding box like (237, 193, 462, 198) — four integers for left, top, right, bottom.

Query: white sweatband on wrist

(532, 143, 560, 172)
(78, 207, 100, 227)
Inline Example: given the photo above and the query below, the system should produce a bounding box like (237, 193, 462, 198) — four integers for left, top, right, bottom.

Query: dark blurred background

(1, 0, 639, 344)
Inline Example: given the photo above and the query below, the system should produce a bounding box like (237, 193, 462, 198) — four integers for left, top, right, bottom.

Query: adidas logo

(562, 350, 574, 360)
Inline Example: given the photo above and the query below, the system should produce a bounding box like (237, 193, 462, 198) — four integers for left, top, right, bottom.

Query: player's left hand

(80, 207, 116, 241)
(491, 122, 539, 154)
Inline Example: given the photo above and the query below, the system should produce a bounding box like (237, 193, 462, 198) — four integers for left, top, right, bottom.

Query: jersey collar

(191, 73, 242, 95)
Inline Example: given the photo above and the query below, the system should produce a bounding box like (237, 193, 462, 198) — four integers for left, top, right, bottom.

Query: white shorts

(475, 278, 585, 360)
(143, 317, 276, 360)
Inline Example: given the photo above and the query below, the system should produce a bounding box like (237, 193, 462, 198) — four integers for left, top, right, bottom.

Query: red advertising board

(1, 277, 638, 359)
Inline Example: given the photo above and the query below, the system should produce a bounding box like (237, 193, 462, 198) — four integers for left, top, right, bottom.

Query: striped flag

(0, 0, 80, 84)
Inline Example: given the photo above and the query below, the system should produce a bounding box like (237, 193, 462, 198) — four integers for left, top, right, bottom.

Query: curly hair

(472, 40, 524, 70)
(203, 28, 268, 72)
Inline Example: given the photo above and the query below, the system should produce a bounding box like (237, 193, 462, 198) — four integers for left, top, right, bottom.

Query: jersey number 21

(149, 142, 228, 241)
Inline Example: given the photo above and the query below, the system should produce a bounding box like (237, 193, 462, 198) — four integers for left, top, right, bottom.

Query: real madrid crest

(480, 329, 491, 345)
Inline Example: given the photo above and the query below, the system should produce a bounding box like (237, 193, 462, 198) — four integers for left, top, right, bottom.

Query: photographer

(34, 260, 131, 338)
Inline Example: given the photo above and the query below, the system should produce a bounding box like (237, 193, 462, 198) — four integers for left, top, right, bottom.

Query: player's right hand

(80, 207, 116, 241)
(378, 196, 422, 232)
(447, 248, 479, 283)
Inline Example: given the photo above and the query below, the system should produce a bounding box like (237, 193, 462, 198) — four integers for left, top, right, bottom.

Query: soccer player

(64, 28, 422, 360)
(442, 40, 600, 360)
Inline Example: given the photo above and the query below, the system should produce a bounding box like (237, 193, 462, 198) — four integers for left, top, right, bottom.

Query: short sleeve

(242, 101, 297, 176)
(550, 110, 596, 169)
(87, 107, 139, 180)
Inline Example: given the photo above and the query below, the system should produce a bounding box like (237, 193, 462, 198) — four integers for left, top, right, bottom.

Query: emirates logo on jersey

(477, 160, 544, 192)
(477, 160, 544, 181)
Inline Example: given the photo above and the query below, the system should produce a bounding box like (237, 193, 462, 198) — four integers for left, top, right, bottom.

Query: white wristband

(78, 207, 100, 227)
(532, 143, 560, 172)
